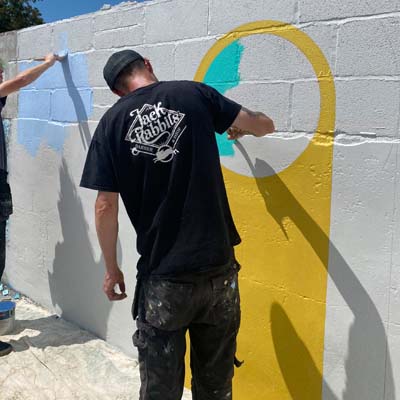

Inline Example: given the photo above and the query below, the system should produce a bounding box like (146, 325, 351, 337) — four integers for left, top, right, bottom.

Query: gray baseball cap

(103, 50, 144, 90)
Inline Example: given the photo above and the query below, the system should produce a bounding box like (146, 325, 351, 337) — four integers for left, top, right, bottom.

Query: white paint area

(324, 142, 399, 399)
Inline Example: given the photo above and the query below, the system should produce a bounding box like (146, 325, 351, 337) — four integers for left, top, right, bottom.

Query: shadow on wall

(61, 58, 91, 149)
(235, 142, 395, 400)
(48, 159, 117, 340)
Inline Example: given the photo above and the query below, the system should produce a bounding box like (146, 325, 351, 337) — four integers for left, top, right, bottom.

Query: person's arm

(95, 191, 127, 301)
(0, 53, 59, 98)
(228, 107, 275, 140)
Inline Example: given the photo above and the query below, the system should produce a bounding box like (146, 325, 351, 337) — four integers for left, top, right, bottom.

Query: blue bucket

(0, 301, 16, 335)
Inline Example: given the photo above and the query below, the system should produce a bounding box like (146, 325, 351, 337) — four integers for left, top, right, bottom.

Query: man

(0, 53, 61, 357)
(80, 50, 274, 400)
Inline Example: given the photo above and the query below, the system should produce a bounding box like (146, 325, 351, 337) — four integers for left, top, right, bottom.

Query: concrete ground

(0, 297, 192, 400)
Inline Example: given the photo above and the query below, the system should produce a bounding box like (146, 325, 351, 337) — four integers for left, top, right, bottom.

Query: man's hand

(103, 267, 127, 301)
(230, 107, 275, 137)
(228, 126, 252, 140)
(44, 53, 58, 67)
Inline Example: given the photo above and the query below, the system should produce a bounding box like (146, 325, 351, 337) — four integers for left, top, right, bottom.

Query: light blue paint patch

(66, 54, 91, 88)
(204, 40, 244, 157)
(18, 54, 90, 91)
(57, 32, 69, 56)
(17, 33, 93, 156)
(44, 123, 68, 152)
(18, 61, 65, 90)
(18, 119, 50, 156)
(18, 90, 51, 119)
(51, 88, 92, 122)
(17, 119, 68, 156)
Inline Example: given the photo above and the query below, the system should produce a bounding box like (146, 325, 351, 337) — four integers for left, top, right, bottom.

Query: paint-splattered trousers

(0, 170, 12, 282)
(132, 260, 241, 400)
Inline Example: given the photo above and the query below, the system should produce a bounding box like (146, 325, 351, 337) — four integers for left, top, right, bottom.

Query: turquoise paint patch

(17, 34, 92, 156)
(3, 119, 10, 139)
(204, 40, 244, 157)
(2, 119, 11, 163)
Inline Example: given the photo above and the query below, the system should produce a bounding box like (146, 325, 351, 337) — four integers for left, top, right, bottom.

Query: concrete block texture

(238, 23, 337, 81)
(94, 25, 144, 50)
(0, 31, 18, 62)
(291, 80, 320, 133)
(94, 5, 144, 32)
(144, 0, 208, 43)
(299, 0, 400, 22)
(2, 63, 19, 119)
(174, 38, 217, 80)
(389, 151, 400, 326)
(336, 17, 400, 77)
(335, 79, 400, 137)
(228, 82, 291, 132)
(324, 141, 398, 399)
(92, 88, 119, 107)
(17, 24, 53, 60)
(53, 17, 94, 53)
(87, 49, 115, 87)
(134, 44, 175, 81)
(209, 0, 297, 34)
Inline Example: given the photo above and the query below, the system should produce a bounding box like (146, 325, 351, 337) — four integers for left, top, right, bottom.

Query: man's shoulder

(161, 80, 204, 91)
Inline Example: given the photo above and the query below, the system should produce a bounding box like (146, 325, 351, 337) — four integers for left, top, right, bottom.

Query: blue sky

(35, 0, 146, 23)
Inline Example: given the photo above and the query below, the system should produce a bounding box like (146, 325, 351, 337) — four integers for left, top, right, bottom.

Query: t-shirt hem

(79, 181, 119, 192)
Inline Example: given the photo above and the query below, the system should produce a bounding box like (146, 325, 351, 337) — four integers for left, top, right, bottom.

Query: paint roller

(34, 50, 69, 62)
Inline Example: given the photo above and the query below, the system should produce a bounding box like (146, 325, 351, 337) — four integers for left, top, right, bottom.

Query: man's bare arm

(228, 107, 275, 140)
(0, 53, 58, 98)
(95, 191, 127, 301)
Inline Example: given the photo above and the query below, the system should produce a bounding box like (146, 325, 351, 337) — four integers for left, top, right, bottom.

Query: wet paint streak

(203, 40, 244, 157)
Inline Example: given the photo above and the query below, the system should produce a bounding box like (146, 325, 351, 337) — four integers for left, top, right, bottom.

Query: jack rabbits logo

(125, 102, 187, 163)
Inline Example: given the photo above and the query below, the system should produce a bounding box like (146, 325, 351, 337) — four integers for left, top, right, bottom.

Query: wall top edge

(3, 0, 168, 36)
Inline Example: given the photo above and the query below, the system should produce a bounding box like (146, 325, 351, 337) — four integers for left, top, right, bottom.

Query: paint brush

(34, 51, 69, 62)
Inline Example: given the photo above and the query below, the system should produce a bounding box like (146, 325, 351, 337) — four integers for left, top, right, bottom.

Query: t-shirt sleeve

(80, 120, 119, 192)
(197, 83, 242, 134)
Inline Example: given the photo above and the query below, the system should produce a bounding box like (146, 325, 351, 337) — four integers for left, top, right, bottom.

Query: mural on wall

(7, 14, 396, 399)
(192, 20, 336, 399)
(193, 20, 395, 400)
(17, 34, 93, 156)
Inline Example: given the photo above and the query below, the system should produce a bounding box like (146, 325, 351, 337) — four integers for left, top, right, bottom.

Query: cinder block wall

(1, 1, 399, 398)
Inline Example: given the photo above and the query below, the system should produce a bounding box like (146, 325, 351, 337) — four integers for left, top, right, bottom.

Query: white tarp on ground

(0, 298, 192, 400)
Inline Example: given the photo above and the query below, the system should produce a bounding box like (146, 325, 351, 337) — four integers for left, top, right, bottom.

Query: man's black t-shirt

(80, 81, 242, 277)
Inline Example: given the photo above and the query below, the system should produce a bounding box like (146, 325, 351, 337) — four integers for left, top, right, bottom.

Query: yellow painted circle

(194, 20, 336, 176)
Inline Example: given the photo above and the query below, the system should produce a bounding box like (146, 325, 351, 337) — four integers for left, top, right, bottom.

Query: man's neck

(127, 76, 158, 93)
